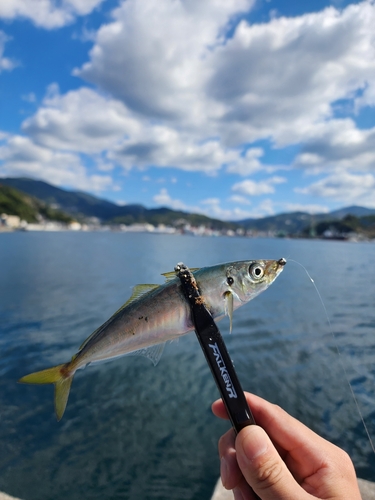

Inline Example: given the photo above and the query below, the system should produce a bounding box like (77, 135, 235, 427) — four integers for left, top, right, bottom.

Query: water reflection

(0, 232, 374, 499)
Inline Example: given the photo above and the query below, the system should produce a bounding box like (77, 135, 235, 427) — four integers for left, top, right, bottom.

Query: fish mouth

(278, 257, 287, 268)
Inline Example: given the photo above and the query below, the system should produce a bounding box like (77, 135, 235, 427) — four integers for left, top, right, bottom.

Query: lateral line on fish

(289, 258, 375, 456)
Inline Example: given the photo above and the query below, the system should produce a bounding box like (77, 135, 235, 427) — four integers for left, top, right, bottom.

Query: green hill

(1, 177, 375, 237)
(0, 183, 74, 223)
(0, 177, 238, 230)
(0, 184, 39, 222)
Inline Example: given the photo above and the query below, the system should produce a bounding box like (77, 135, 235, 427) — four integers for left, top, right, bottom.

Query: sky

(1, 0, 375, 220)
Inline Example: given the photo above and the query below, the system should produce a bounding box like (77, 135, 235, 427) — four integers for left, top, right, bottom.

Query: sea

(0, 231, 374, 499)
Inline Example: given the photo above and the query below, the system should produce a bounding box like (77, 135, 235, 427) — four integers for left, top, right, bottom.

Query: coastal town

(1, 179, 375, 240)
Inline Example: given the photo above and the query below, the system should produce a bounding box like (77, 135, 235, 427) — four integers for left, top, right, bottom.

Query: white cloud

(226, 147, 263, 176)
(199, 197, 255, 220)
(20, 85, 246, 175)
(296, 172, 375, 207)
(0, 0, 106, 29)
(22, 86, 139, 154)
(152, 190, 255, 220)
(76, 0, 254, 122)
(110, 132, 242, 173)
(0, 31, 17, 72)
(21, 92, 37, 103)
(282, 203, 329, 214)
(0, 134, 113, 192)
(153, 188, 188, 211)
(232, 176, 286, 196)
(226, 147, 287, 176)
(228, 194, 251, 205)
(3, 0, 375, 208)
(293, 119, 375, 172)
(208, 1, 375, 148)
(73, 0, 375, 175)
(253, 199, 275, 217)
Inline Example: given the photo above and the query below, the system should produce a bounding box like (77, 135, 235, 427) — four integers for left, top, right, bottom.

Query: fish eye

(249, 263, 264, 280)
(227, 276, 234, 286)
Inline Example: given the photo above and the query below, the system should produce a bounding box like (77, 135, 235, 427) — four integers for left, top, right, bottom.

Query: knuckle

(333, 448, 356, 475)
(255, 457, 285, 490)
(218, 429, 235, 457)
(218, 435, 226, 455)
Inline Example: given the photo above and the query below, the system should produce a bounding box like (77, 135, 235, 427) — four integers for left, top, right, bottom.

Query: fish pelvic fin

(19, 363, 74, 421)
(224, 291, 234, 334)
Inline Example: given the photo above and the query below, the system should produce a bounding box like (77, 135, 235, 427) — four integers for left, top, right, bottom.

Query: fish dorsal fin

(78, 325, 102, 351)
(224, 291, 234, 334)
(162, 268, 200, 282)
(123, 284, 160, 307)
(126, 342, 166, 366)
(78, 284, 159, 352)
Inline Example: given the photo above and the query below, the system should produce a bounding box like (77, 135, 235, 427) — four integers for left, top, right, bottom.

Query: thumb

(235, 425, 308, 500)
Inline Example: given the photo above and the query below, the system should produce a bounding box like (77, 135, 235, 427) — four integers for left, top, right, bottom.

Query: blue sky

(1, 0, 375, 220)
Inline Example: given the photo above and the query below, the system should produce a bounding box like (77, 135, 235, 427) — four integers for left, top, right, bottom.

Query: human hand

(212, 392, 361, 500)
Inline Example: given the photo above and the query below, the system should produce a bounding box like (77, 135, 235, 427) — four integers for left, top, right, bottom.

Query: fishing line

(288, 258, 375, 455)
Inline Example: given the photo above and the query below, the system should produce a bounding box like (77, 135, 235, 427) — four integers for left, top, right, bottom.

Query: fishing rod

(175, 262, 256, 433)
(176, 262, 261, 499)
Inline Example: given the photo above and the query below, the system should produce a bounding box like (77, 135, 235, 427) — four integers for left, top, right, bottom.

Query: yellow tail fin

(19, 364, 74, 421)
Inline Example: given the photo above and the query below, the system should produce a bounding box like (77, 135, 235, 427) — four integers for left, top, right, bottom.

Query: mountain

(237, 207, 375, 234)
(0, 183, 74, 223)
(237, 211, 330, 234)
(0, 177, 237, 230)
(1, 177, 374, 236)
(328, 206, 375, 218)
(0, 177, 133, 220)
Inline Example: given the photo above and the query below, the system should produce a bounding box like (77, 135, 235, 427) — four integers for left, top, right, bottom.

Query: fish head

(223, 257, 286, 306)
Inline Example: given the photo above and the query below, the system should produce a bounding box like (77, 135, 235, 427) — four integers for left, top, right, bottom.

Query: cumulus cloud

(73, 0, 375, 172)
(73, 0, 375, 153)
(110, 132, 241, 173)
(208, 1, 375, 148)
(200, 197, 255, 220)
(293, 119, 375, 172)
(232, 176, 286, 196)
(0, 133, 113, 191)
(152, 188, 188, 210)
(22, 85, 139, 154)
(20, 85, 248, 175)
(296, 172, 375, 207)
(76, 0, 253, 122)
(2, 0, 375, 211)
(229, 194, 252, 205)
(0, 0, 106, 29)
(152, 189, 255, 220)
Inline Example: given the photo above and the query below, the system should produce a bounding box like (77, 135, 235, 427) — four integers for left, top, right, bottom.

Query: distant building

(1, 213, 25, 228)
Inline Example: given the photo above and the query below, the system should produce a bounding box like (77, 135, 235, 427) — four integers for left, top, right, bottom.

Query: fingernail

(240, 427, 269, 462)
(233, 487, 244, 500)
(220, 457, 228, 488)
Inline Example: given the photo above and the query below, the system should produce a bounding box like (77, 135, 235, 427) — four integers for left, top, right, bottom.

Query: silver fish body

(19, 258, 286, 420)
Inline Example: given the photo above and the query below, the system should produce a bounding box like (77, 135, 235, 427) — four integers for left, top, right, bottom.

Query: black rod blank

(175, 262, 256, 434)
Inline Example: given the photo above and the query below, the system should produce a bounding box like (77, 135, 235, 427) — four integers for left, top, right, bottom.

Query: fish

(19, 258, 286, 420)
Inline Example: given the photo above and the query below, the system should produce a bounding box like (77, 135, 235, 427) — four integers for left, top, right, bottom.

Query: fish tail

(19, 363, 74, 421)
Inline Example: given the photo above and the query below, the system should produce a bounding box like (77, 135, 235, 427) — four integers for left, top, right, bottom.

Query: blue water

(0, 232, 374, 499)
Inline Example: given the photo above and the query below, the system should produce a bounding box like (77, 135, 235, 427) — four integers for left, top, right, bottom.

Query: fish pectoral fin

(19, 363, 74, 421)
(224, 291, 234, 334)
(126, 342, 166, 366)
